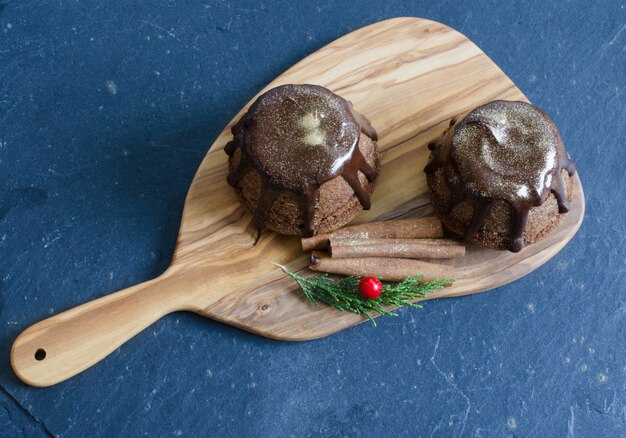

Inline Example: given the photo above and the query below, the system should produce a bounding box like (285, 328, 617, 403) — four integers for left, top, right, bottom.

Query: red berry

(359, 276, 382, 300)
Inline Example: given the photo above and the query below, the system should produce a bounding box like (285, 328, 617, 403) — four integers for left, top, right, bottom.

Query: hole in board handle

(34, 349, 46, 361)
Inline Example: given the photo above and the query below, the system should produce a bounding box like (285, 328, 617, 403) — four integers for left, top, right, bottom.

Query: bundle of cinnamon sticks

(301, 217, 462, 282)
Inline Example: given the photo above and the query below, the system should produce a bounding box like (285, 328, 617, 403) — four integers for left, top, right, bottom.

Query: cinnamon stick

(309, 252, 455, 282)
(329, 238, 465, 259)
(301, 217, 443, 251)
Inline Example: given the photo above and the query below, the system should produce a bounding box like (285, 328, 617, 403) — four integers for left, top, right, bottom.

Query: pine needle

(282, 270, 454, 326)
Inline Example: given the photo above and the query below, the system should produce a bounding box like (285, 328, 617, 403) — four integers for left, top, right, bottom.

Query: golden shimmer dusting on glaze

(425, 100, 576, 252)
(225, 84, 378, 236)
(240, 84, 361, 191)
(453, 100, 558, 205)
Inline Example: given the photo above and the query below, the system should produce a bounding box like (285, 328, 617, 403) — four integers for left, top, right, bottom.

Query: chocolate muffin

(424, 100, 576, 252)
(225, 84, 379, 237)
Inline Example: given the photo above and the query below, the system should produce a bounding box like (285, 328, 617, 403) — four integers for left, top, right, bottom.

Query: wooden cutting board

(11, 17, 585, 387)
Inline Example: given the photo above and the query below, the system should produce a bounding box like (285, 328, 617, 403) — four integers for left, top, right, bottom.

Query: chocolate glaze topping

(225, 84, 378, 236)
(424, 100, 576, 252)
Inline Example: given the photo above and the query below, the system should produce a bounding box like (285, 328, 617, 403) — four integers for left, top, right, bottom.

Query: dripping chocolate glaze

(225, 84, 378, 237)
(424, 100, 576, 252)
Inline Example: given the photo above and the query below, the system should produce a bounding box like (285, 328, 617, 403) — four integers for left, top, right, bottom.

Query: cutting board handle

(11, 272, 187, 387)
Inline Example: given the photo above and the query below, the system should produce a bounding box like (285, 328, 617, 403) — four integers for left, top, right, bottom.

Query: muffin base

(426, 167, 574, 250)
(229, 133, 379, 236)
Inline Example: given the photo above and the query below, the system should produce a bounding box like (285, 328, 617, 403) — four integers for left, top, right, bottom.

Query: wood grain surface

(11, 17, 585, 387)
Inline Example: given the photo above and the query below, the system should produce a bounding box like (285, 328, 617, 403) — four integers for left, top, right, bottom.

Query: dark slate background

(1, 0, 625, 436)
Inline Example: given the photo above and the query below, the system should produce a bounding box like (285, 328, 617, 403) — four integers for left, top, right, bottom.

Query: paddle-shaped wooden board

(11, 17, 584, 387)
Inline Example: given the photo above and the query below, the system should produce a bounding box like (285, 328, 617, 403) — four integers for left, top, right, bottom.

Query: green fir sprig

(277, 265, 454, 326)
